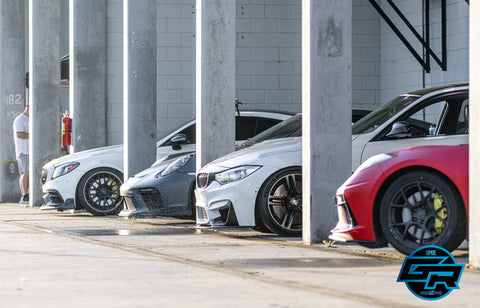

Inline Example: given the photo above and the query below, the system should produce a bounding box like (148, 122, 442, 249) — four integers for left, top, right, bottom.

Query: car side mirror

(386, 121, 411, 138)
(170, 133, 189, 150)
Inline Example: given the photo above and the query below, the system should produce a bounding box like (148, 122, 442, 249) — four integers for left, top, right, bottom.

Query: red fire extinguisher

(62, 111, 72, 147)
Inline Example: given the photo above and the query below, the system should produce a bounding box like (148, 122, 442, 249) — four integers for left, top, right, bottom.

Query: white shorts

(17, 153, 29, 174)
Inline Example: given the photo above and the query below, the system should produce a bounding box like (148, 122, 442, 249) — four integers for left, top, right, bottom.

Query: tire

(76, 167, 124, 216)
(379, 170, 466, 255)
(257, 167, 302, 236)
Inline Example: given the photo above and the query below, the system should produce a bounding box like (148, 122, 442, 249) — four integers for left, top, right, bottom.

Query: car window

(404, 101, 446, 137)
(240, 114, 302, 147)
(352, 95, 420, 135)
(455, 99, 469, 134)
(376, 92, 469, 140)
(235, 116, 282, 140)
(255, 118, 282, 135)
(438, 98, 469, 135)
(236, 117, 257, 140)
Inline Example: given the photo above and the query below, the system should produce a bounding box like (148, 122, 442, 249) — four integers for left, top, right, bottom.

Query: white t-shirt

(13, 113, 29, 157)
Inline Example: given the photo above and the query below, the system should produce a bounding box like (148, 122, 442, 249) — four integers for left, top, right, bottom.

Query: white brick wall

(60, 0, 69, 113)
(379, 0, 469, 103)
(353, 0, 381, 111)
(60, 0, 470, 145)
(103, 0, 470, 145)
(106, 0, 123, 145)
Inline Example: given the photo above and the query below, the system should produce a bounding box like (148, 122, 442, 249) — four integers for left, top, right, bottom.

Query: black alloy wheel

(257, 167, 302, 236)
(379, 170, 466, 255)
(76, 168, 124, 216)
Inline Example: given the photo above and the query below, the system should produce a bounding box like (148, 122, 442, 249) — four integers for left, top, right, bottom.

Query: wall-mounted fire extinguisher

(61, 111, 72, 148)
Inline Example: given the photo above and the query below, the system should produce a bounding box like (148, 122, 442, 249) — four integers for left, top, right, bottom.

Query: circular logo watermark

(397, 245, 464, 300)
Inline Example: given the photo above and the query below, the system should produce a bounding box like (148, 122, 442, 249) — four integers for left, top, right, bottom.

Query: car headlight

(52, 162, 80, 179)
(214, 165, 261, 185)
(355, 153, 396, 173)
(160, 154, 193, 177)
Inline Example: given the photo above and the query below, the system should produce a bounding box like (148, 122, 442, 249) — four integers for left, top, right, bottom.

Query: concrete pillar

(195, 0, 236, 170)
(302, 0, 352, 243)
(70, 0, 106, 152)
(29, 0, 62, 206)
(123, 0, 156, 179)
(469, 2, 480, 267)
(0, 1, 26, 202)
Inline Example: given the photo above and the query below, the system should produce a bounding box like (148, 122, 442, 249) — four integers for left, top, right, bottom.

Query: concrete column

(195, 0, 236, 170)
(70, 0, 106, 152)
(302, 0, 352, 243)
(123, 0, 156, 179)
(0, 1, 26, 202)
(29, 0, 62, 206)
(469, 2, 480, 267)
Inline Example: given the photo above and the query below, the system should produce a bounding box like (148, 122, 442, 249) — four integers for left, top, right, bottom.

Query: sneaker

(19, 194, 29, 205)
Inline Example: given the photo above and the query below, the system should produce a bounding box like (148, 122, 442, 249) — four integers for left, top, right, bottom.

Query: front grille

(197, 173, 212, 188)
(46, 190, 64, 203)
(41, 168, 48, 184)
(341, 195, 357, 227)
(138, 188, 164, 210)
(196, 206, 208, 222)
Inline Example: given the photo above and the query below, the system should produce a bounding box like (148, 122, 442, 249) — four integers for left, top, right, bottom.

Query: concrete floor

(0, 203, 477, 307)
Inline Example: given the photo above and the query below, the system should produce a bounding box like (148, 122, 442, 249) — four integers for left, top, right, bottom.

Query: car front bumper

(195, 166, 277, 228)
(41, 166, 81, 211)
(40, 189, 75, 211)
(119, 172, 195, 218)
(329, 166, 385, 244)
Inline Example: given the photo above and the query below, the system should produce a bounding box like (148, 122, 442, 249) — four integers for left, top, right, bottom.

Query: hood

(131, 152, 196, 179)
(131, 156, 175, 178)
(43, 145, 123, 168)
(201, 137, 302, 173)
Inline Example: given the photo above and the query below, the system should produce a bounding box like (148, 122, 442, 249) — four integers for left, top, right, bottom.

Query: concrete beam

(123, 0, 157, 179)
(469, 1, 479, 267)
(0, 0, 26, 202)
(196, 0, 236, 170)
(70, 0, 107, 152)
(29, 0, 62, 206)
(302, 0, 352, 243)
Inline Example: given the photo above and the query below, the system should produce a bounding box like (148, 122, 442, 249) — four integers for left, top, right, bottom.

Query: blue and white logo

(397, 245, 464, 300)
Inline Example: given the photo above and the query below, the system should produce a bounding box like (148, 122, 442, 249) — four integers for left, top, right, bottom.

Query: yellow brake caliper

(108, 178, 120, 201)
(434, 192, 447, 234)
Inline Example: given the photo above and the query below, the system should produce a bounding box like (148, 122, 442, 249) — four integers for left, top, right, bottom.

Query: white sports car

(195, 84, 469, 236)
(41, 110, 293, 215)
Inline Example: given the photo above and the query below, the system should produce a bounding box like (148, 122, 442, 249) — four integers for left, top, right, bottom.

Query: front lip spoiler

(118, 207, 151, 218)
(40, 196, 74, 211)
(329, 231, 354, 242)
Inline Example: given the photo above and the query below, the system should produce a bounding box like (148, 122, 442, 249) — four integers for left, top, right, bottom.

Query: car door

(360, 92, 469, 165)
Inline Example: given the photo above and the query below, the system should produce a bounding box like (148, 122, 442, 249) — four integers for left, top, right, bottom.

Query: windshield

(352, 95, 420, 134)
(240, 114, 302, 147)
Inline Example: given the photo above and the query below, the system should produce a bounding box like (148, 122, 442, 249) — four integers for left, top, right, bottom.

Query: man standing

(13, 104, 29, 204)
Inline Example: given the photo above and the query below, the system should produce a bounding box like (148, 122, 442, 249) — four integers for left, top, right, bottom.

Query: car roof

(236, 109, 296, 118)
(406, 83, 468, 96)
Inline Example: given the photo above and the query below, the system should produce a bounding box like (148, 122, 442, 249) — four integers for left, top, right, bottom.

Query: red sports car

(330, 144, 468, 255)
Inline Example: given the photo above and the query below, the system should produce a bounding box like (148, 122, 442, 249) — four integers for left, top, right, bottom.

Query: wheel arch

(187, 178, 197, 218)
(74, 166, 124, 211)
(371, 166, 467, 243)
(254, 165, 302, 230)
